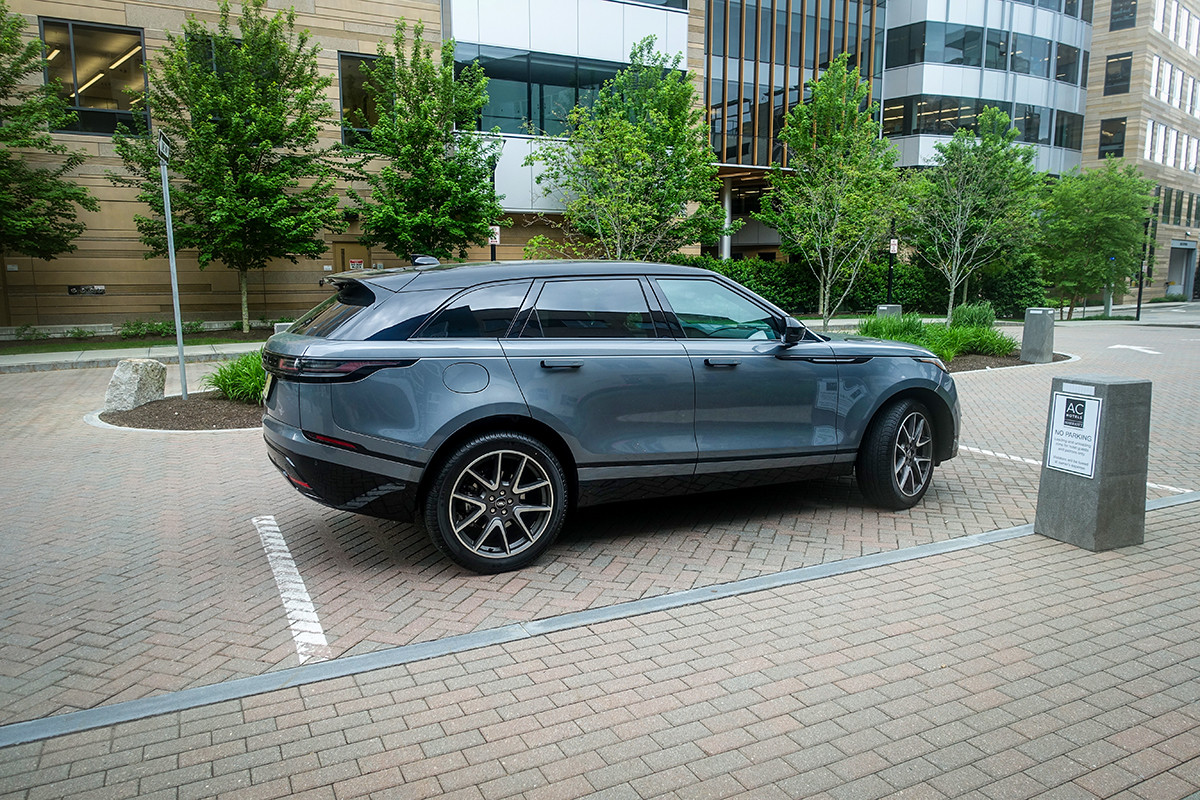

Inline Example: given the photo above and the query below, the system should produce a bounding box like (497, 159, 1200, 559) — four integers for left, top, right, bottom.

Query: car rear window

(288, 281, 376, 338)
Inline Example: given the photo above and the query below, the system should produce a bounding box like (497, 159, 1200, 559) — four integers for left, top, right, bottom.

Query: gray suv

(263, 261, 959, 573)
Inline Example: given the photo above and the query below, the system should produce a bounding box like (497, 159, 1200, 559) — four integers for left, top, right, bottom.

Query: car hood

(823, 334, 938, 359)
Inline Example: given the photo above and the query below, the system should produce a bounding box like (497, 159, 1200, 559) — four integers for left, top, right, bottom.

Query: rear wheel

(424, 432, 567, 573)
(857, 399, 936, 509)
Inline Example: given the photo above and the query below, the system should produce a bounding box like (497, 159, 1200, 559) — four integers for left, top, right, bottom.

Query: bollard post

(1021, 308, 1055, 364)
(876, 304, 901, 318)
(1034, 376, 1152, 550)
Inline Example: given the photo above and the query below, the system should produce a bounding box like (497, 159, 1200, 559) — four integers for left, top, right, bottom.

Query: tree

(1039, 158, 1154, 318)
(524, 37, 734, 260)
(347, 21, 506, 261)
(110, 0, 344, 332)
(906, 106, 1043, 323)
(0, 0, 98, 286)
(754, 53, 901, 331)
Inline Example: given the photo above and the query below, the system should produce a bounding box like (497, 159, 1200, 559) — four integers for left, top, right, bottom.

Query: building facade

(8, 1, 1186, 327)
(1085, 0, 1200, 299)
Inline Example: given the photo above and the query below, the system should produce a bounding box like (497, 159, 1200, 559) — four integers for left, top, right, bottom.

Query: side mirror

(783, 316, 805, 344)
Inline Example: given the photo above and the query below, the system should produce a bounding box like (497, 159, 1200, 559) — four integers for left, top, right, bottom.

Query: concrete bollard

(1034, 375, 1152, 550)
(1021, 308, 1055, 363)
(876, 304, 901, 318)
(274, 322, 292, 334)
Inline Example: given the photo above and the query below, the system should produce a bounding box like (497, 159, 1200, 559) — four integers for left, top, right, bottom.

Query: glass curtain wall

(705, 0, 884, 167)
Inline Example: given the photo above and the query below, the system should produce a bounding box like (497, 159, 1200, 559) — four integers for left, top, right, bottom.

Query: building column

(721, 178, 733, 260)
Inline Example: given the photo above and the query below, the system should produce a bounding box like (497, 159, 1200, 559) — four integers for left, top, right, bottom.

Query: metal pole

(159, 151, 188, 400)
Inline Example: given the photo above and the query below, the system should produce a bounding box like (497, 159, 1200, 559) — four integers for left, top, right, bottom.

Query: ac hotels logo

(1063, 399, 1087, 429)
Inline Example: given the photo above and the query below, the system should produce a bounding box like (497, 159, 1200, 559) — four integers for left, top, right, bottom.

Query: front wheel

(424, 432, 568, 573)
(857, 399, 936, 509)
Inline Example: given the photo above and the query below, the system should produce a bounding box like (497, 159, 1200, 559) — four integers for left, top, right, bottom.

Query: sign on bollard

(1034, 376, 1151, 550)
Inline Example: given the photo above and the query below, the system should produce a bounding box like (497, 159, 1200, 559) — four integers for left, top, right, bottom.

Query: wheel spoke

(465, 465, 499, 492)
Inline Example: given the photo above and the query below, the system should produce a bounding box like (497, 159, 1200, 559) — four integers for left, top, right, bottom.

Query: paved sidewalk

(1, 503, 1196, 799)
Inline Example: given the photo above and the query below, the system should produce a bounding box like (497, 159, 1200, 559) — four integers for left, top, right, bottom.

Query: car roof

(351, 260, 717, 292)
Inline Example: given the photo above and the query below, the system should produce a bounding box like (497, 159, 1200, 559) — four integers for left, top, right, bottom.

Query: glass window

(1039, 0, 1062, 8)
(1056, 43, 1080, 84)
(882, 96, 911, 136)
(1013, 103, 1052, 144)
(41, 19, 147, 134)
(1054, 111, 1084, 151)
(1081, 51, 1090, 88)
(1011, 34, 1051, 78)
(419, 282, 532, 338)
(462, 45, 622, 136)
(1099, 117, 1127, 158)
(944, 24, 983, 66)
(1111, 0, 1138, 29)
(656, 279, 780, 340)
(1082, 0, 1094, 23)
(339, 53, 377, 145)
(886, 22, 924, 68)
(525, 279, 655, 338)
(985, 30, 1009, 70)
(1065, 0, 1080, 16)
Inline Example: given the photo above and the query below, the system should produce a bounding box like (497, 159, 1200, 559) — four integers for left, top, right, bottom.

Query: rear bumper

(264, 416, 422, 522)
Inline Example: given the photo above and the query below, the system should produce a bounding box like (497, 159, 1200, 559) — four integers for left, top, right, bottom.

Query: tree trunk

(1103, 287, 1113, 316)
(945, 283, 956, 326)
(1067, 297, 1076, 320)
(962, 274, 969, 306)
(239, 269, 250, 333)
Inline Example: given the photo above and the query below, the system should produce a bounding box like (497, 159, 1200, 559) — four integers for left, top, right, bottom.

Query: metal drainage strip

(1, 491, 1197, 749)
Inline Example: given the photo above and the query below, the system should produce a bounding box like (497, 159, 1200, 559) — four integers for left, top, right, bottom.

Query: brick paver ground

(1, 503, 1195, 799)
(0, 322, 1197, 775)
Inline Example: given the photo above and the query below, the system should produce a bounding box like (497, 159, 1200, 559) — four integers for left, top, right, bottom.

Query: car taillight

(304, 432, 362, 452)
(263, 351, 415, 382)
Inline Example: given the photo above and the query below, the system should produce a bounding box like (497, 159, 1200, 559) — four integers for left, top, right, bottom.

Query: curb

(0, 350, 258, 375)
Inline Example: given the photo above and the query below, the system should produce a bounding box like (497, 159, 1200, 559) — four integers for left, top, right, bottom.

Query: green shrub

(950, 301, 995, 329)
(67, 327, 95, 339)
(976, 257, 1047, 318)
(182, 320, 204, 335)
(201, 349, 266, 404)
(857, 312, 927, 343)
(15, 324, 49, 341)
(1149, 293, 1189, 303)
(118, 319, 151, 338)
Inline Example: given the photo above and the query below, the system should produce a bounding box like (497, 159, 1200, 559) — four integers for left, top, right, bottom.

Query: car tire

(424, 432, 568, 573)
(856, 398, 936, 510)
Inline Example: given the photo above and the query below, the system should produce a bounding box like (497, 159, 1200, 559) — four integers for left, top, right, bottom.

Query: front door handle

(540, 359, 583, 369)
(704, 358, 741, 368)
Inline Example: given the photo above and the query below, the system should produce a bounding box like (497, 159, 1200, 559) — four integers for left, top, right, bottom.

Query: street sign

(489, 225, 501, 246)
(157, 132, 171, 164)
(889, 238, 898, 254)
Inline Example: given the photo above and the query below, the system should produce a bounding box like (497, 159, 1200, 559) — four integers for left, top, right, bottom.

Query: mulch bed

(99, 391, 263, 430)
(97, 351, 1067, 431)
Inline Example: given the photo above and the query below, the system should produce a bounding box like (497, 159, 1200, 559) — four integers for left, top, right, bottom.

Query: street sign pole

(158, 133, 188, 400)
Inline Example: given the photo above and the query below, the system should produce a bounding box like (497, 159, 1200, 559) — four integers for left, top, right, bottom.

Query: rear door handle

(540, 359, 583, 369)
(704, 358, 741, 368)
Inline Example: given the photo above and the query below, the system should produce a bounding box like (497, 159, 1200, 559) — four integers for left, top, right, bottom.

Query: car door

(652, 276, 844, 476)
(500, 276, 697, 485)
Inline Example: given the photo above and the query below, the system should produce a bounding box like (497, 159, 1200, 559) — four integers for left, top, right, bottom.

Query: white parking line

(962, 446, 1193, 494)
(251, 516, 331, 663)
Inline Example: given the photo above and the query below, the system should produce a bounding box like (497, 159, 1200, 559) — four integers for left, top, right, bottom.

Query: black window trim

(411, 279, 535, 340)
(39, 16, 150, 136)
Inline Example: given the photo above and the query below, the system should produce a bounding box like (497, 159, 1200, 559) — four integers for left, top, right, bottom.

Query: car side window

(522, 279, 656, 338)
(418, 281, 532, 338)
(656, 279, 782, 340)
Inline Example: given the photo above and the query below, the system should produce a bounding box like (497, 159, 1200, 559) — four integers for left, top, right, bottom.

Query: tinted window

(1105, 53, 1133, 95)
(657, 279, 781, 340)
(985, 30, 1009, 70)
(1056, 43, 1080, 84)
(1099, 118, 1127, 158)
(419, 282, 531, 338)
(41, 20, 148, 134)
(1111, 0, 1137, 30)
(289, 282, 375, 339)
(1054, 111, 1084, 151)
(523, 279, 655, 338)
